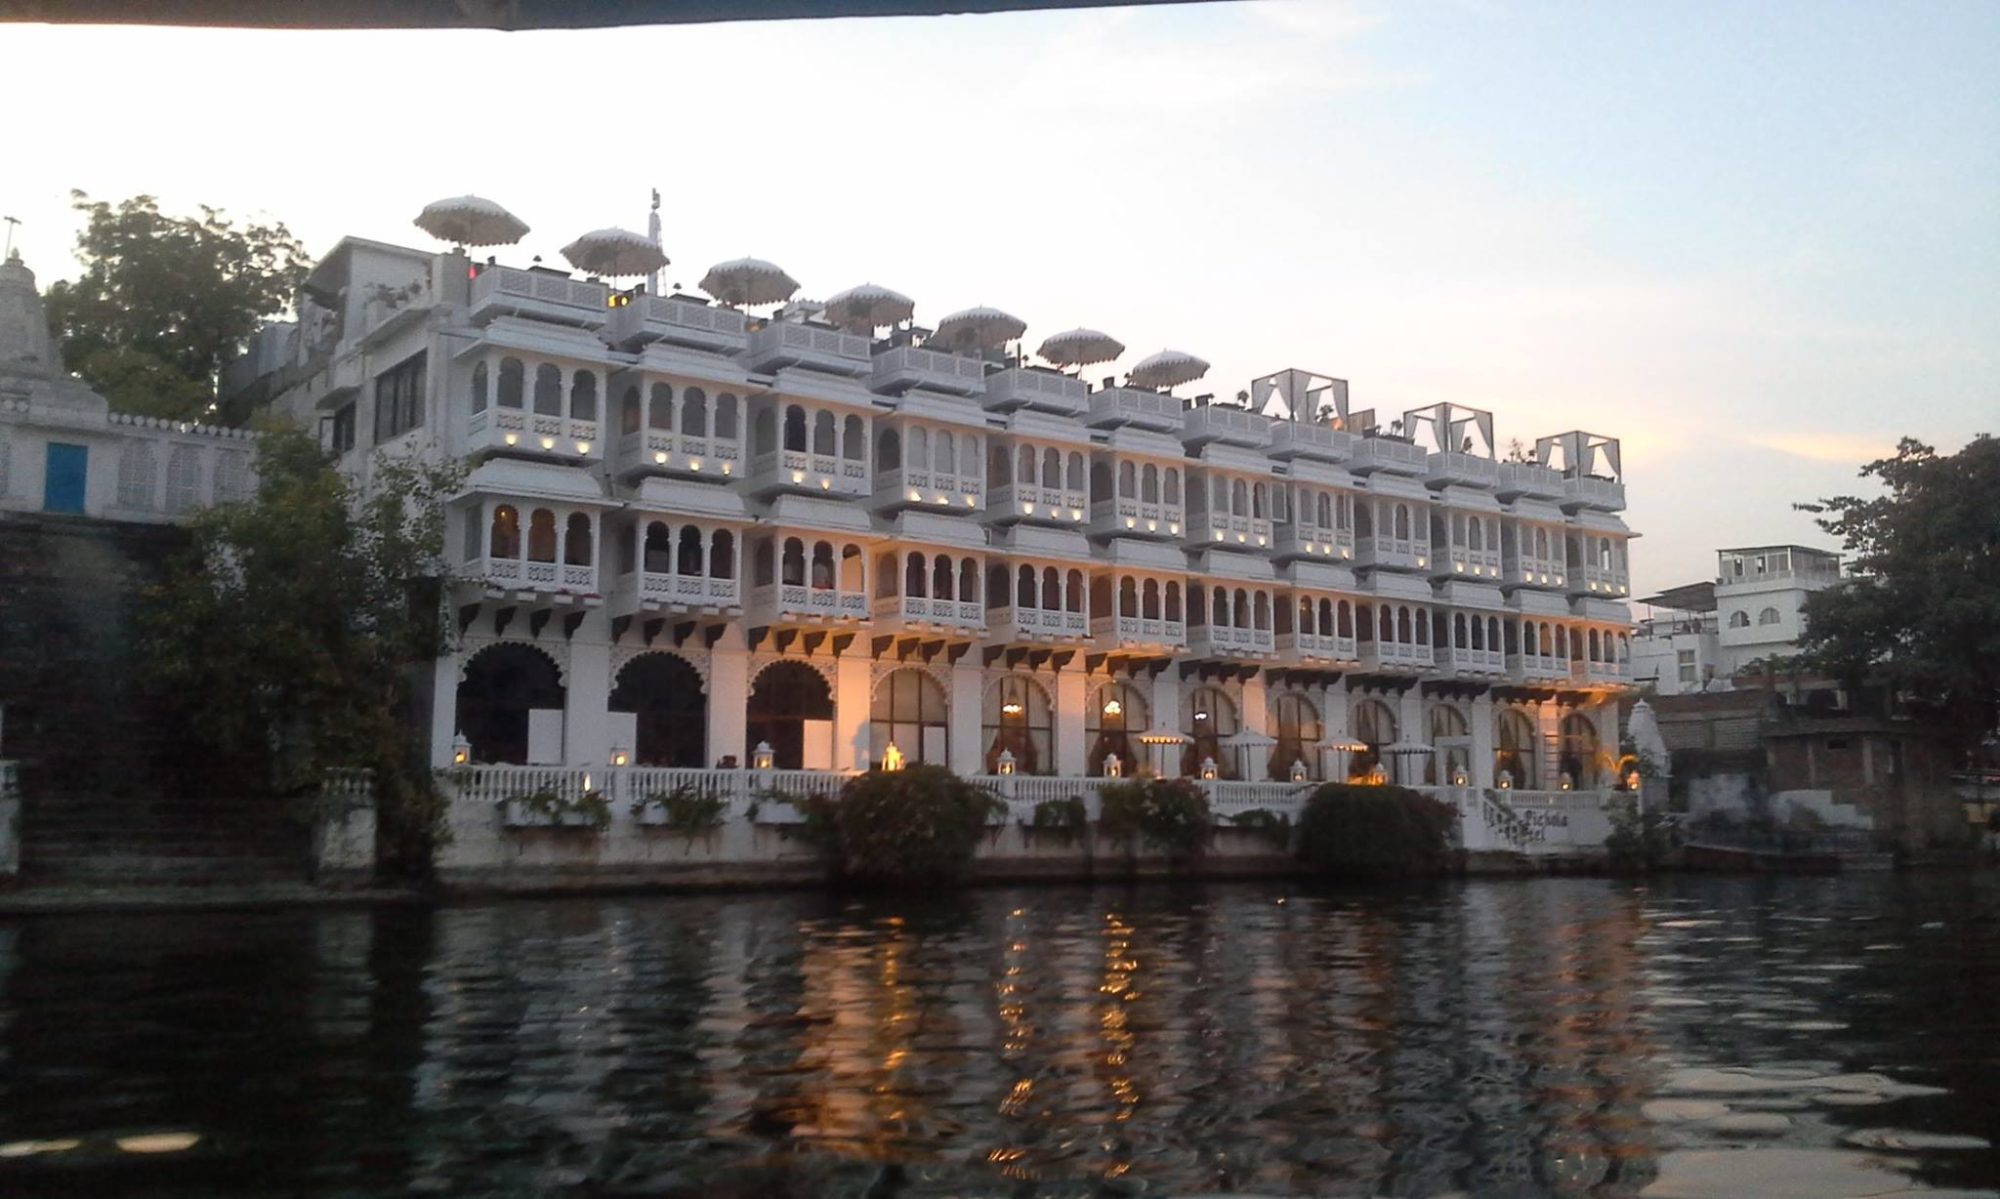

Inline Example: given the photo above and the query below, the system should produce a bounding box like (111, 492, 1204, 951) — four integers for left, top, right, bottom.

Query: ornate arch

(458, 636, 566, 687)
(610, 646, 708, 693)
(749, 653, 838, 693)
(981, 668, 1054, 709)
(870, 659, 952, 697)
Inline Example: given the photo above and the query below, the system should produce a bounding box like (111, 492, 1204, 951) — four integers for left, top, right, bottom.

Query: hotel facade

(225, 235, 1636, 825)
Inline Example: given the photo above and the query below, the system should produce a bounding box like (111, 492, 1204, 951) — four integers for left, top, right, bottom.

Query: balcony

(745, 448, 870, 498)
(1357, 640, 1430, 672)
(988, 605, 1090, 643)
(463, 555, 599, 599)
(1563, 475, 1626, 512)
(1347, 436, 1428, 476)
(1433, 546, 1503, 581)
(1426, 452, 1499, 489)
(1273, 522, 1355, 561)
(611, 427, 741, 480)
(1088, 497, 1184, 540)
(1187, 624, 1275, 658)
(1086, 386, 1183, 432)
(1187, 511, 1273, 551)
(876, 466, 984, 513)
(989, 483, 1088, 525)
(1496, 461, 1564, 500)
(463, 407, 601, 464)
(871, 594, 985, 633)
(748, 583, 868, 625)
(1501, 556, 1567, 590)
(1182, 404, 1267, 448)
(983, 366, 1087, 416)
(1571, 658, 1633, 687)
(1267, 421, 1354, 463)
(604, 294, 748, 353)
(612, 569, 741, 615)
(1508, 652, 1570, 686)
(1092, 614, 1188, 654)
(871, 345, 988, 397)
(467, 267, 610, 328)
(1278, 631, 1358, 664)
(1355, 534, 1427, 571)
(1569, 564, 1631, 599)
(746, 322, 872, 377)
(1435, 644, 1506, 678)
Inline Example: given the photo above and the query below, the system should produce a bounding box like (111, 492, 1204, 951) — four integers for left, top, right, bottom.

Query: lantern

(610, 745, 630, 768)
(451, 733, 471, 767)
(1104, 753, 1123, 779)
(1200, 757, 1219, 781)
(751, 741, 775, 771)
(1497, 771, 1513, 791)
(997, 749, 1016, 776)
(1289, 759, 1310, 783)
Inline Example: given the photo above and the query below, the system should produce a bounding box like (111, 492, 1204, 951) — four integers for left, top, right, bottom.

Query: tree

(44, 191, 311, 422)
(1796, 435, 2000, 741)
(143, 430, 465, 877)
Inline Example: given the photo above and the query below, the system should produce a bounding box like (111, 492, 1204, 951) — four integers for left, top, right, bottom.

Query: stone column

(1240, 671, 1270, 780)
(835, 652, 872, 771)
(564, 619, 613, 769)
(429, 654, 461, 769)
(708, 629, 749, 767)
(1539, 701, 1564, 792)
(1469, 691, 1497, 788)
(1054, 668, 1087, 778)
(1150, 671, 1185, 777)
(949, 659, 984, 776)
(1321, 678, 1350, 782)
(1397, 685, 1426, 786)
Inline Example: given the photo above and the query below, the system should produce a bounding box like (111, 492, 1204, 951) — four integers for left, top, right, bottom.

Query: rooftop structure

(1632, 544, 1843, 695)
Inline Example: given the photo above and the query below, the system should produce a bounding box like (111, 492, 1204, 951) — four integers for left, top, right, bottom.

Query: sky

(5, 0, 1995, 598)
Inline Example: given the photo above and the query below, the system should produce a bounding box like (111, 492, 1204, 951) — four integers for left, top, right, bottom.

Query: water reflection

(0, 875, 1995, 1197)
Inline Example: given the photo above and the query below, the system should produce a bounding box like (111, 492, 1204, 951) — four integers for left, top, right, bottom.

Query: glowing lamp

(1104, 753, 1123, 779)
(1101, 697, 1123, 718)
(576, 441, 591, 454)
(883, 742, 905, 771)
(1453, 769, 1469, 787)
(540, 436, 556, 450)
(1001, 700, 1024, 717)
(751, 741, 776, 771)
(654, 451, 668, 465)
(1289, 759, 1310, 783)
(996, 749, 1016, 776)
(451, 733, 471, 766)
(1559, 772, 1574, 792)
(504, 433, 520, 447)
(689, 460, 701, 471)
(1200, 757, 1219, 781)
(610, 745, 630, 768)
(1497, 771, 1514, 790)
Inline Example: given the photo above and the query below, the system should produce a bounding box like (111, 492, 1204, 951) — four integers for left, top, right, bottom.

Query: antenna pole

(1, 217, 19, 259)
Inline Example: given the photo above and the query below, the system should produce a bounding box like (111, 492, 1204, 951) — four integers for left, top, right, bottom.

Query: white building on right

(1633, 544, 1844, 695)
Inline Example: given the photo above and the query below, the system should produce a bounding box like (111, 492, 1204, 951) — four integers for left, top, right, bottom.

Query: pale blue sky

(7, 1, 1995, 596)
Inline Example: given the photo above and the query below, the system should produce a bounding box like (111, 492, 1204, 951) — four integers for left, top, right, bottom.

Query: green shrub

(1226, 807, 1294, 851)
(831, 765, 1003, 885)
(1028, 796, 1091, 845)
(1297, 783, 1457, 878)
(1098, 777, 1212, 859)
(632, 782, 730, 843)
(1605, 800, 1682, 870)
(503, 786, 612, 832)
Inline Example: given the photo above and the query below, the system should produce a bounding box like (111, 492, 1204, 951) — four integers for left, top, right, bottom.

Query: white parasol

(824, 283, 915, 333)
(1128, 349, 1211, 391)
(560, 227, 670, 278)
(413, 195, 529, 247)
(698, 256, 800, 308)
(931, 305, 1027, 353)
(1037, 327, 1125, 371)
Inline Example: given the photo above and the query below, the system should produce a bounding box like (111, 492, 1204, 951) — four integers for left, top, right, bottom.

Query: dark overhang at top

(2, 0, 1208, 29)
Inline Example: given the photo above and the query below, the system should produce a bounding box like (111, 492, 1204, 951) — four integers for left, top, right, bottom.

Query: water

(1, 874, 1997, 1198)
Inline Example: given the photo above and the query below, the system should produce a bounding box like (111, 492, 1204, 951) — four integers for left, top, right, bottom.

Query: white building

(1631, 545, 1842, 695)
(221, 228, 1636, 814)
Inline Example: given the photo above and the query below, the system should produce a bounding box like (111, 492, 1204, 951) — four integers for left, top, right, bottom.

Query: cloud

(1739, 432, 1898, 465)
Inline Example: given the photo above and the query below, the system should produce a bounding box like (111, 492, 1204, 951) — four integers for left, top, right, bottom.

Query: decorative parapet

(106, 412, 258, 441)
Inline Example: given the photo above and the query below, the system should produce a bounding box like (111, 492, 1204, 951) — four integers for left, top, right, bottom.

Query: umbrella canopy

(1383, 742, 1437, 756)
(824, 283, 915, 333)
(931, 305, 1027, 353)
(559, 227, 669, 278)
(1219, 729, 1279, 748)
(698, 256, 799, 308)
(1128, 349, 1210, 391)
(414, 195, 529, 247)
(1037, 327, 1125, 369)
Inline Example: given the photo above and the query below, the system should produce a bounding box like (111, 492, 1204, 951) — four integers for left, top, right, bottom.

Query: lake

(2, 874, 1996, 1197)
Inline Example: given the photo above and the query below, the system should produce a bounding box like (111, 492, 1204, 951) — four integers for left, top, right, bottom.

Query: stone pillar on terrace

(1469, 691, 1497, 788)
(1054, 667, 1087, 778)
(1148, 671, 1185, 777)
(1321, 678, 1350, 782)
(835, 652, 872, 771)
(430, 655, 461, 769)
(707, 628, 749, 767)
(1396, 685, 1426, 786)
(948, 659, 983, 776)
(1539, 700, 1564, 791)
(564, 622, 612, 768)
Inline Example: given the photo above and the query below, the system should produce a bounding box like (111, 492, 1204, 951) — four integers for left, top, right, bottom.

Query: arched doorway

(1270, 692, 1322, 780)
(1347, 698, 1397, 783)
(871, 669, 949, 769)
(1495, 708, 1540, 790)
(457, 644, 565, 765)
(1559, 712, 1601, 788)
(746, 662, 835, 770)
(1425, 704, 1471, 785)
(1086, 682, 1148, 776)
(984, 675, 1053, 774)
(608, 654, 706, 767)
(1182, 686, 1238, 777)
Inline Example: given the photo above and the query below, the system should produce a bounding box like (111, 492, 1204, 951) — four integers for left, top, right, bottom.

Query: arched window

(1560, 713, 1601, 788)
(1165, 581, 1183, 623)
(497, 357, 524, 409)
(683, 388, 709, 437)
(934, 430, 955, 475)
(908, 426, 929, 471)
(1233, 589, 1250, 628)
(876, 427, 901, 471)
(987, 565, 1009, 611)
(715, 394, 738, 440)
(677, 525, 704, 576)
(875, 552, 898, 599)
(1019, 445, 1039, 486)
(610, 654, 706, 767)
(457, 644, 565, 765)
(812, 410, 837, 456)
(871, 669, 949, 768)
(933, 554, 954, 601)
(1394, 503, 1411, 540)
(985, 675, 1053, 774)
(1141, 464, 1159, 502)
(746, 662, 834, 770)
(1425, 704, 1470, 785)
(1758, 607, 1782, 626)
(962, 435, 980, 479)
(564, 513, 592, 566)
(1231, 478, 1248, 517)
(1043, 447, 1062, 489)
(1142, 578, 1160, 620)
(842, 544, 864, 592)
(990, 442, 1012, 486)
(1252, 482, 1267, 519)
(1164, 468, 1181, 505)
(1495, 708, 1539, 790)
(649, 382, 673, 430)
(619, 385, 641, 434)
(1253, 591, 1270, 631)
(810, 541, 835, 590)
(489, 504, 521, 559)
(1347, 698, 1397, 783)
(710, 529, 735, 579)
(1119, 576, 1138, 618)
(533, 363, 562, 416)
(1016, 565, 1035, 609)
(570, 370, 597, 422)
(1270, 693, 1322, 780)
(642, 521, 671, 573)
(904, 551, 927, 598)
(1066, 569, 1084, 612)
(1118, 460, 1136, 497)
(843, 415, 866, 461)
(781, 538, 806, 587)
(1727, 610, 1750, 629)
(1087, 682, 1149, 776)
(1067, 452, 1085, 492)
(527, 509, 557, 562)
(1041, 567, 1061, 611)
(1183, 686, 1239, 777)
(959, 558, 978, 604)
(783, 405, 807, 452)
(470, 361, 489, 414)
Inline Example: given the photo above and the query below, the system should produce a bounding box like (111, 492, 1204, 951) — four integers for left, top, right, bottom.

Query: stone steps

(18, 794, 313, 887)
